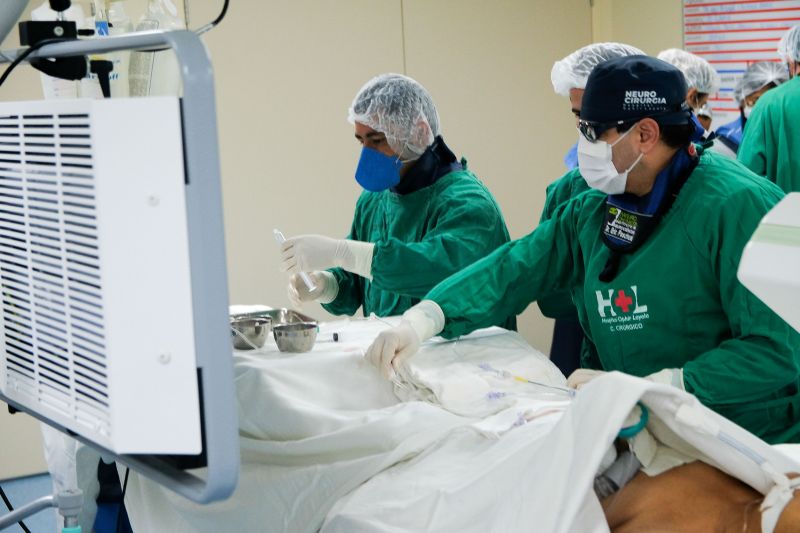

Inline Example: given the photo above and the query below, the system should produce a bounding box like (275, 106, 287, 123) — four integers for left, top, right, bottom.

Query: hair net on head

(657, 48, 721, 94)
(550, 42, 645, 96)
(734, 61, 789, 103)
(348, 73, 440, 161)
(778, 25, 800, 62)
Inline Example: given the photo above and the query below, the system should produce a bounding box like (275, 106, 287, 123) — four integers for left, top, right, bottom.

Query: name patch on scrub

(595, 285, 650, 333)
(604, 206, 638, 245)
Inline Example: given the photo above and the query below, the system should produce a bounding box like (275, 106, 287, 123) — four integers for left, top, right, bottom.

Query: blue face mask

(354, 146, 403, 192)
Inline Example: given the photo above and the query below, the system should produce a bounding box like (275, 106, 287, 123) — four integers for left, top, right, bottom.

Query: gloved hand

(566, 368, 606, 390)
(280, 234, 374, 279)
(365, 320, 422, 380)
(287, 271, 338, 308)
(364, 300, 446, 380)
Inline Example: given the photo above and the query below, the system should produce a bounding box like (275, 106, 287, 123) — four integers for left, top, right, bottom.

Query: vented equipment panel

(0, 112, 110, 437)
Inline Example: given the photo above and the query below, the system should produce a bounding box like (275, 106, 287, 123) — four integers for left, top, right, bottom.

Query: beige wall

(193, 0, 594, 353)
(592, 0, 683, 54)
(0, 407, 48, 479)
(0, 0, 593, 478)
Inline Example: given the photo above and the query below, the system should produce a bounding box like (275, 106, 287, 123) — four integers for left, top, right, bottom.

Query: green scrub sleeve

(539, 169, 584, 224)
(369, 198, 508, 299)
(427, 197, 583, 339)
(537, 169, 588, 319)
(682, 187, 800, 407)
(321, 267, 363, 316)
(737, 103, 768, 179)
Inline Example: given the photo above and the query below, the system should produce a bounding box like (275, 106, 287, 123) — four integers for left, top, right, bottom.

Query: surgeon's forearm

(403, 300, 446, 342)
(427, 239, 555, 339)
(422, 200, 582, 339)
(683, 336, 800, 406)
(369, 235, 501, 299)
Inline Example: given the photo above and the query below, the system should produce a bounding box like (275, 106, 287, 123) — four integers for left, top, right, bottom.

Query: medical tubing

(473, 359, 574, 398)
(617, 403, 649, 439)
(0, 38, 67, 89)
(0, 484, 32, 533)
(134, 0, 230, 59)
(716, 431, 766, 465)
(194, 0, 230, 35)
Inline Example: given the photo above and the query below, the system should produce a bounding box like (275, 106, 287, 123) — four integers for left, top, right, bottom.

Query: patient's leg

(602, 461, 800, 532)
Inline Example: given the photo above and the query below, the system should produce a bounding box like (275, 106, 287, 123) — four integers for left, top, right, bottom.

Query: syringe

(274, 229, 317, 292)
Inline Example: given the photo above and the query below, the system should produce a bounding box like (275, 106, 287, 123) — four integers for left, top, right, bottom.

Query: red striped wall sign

(683, 0, 798, 126)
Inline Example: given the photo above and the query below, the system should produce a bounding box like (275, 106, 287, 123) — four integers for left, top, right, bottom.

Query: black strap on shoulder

(598, 151, 699, 282)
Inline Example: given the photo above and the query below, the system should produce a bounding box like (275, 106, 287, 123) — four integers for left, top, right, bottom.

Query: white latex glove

(366, 320, 422, 380)
(280, 234, 374, 279)
(287, 271, 338, 308)
(566, 368, 606, 390)
(365, 300, 446, 380)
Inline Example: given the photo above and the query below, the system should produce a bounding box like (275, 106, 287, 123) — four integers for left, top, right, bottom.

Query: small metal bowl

(230, 317, 271, 350)
(273, 322, 317, 353)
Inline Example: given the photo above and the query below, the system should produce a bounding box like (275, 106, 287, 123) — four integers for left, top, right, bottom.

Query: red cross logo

(614, 290, 633, 313)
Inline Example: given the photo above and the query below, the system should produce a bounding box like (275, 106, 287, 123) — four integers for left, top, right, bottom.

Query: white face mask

(743, 105, 753, 119)
(577, 126, 644, 195)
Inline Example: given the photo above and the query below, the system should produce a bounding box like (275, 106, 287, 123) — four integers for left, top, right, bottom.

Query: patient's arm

(602, 461, 800, 532)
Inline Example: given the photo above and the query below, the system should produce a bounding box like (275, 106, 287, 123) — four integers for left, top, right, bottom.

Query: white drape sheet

(120, 317, 800, 533)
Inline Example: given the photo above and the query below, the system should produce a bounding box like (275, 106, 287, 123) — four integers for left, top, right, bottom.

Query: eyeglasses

(578, 104, 691, 142)
(578, 119, 634, 142)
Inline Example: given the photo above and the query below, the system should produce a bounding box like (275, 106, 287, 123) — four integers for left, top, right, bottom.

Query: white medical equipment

(738, 192, 800, 333)
(273, 229, 317, 292)
(0, 4, 239, 530)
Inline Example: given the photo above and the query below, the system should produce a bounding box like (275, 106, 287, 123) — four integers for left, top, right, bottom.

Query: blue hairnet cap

(581, 55, 691, 126)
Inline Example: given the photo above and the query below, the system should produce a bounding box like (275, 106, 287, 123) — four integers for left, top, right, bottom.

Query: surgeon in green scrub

(366, 56, 800, 444)
(541, 42, 644, 376)
(280, 73, 514, 329)
(739, 25, 800, 193)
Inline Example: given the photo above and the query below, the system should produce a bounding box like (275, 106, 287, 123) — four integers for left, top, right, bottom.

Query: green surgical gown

(738, 76, 800, 193)
(537, 167, 591, 320)
(426, 150, 800, 443)
(323, 168, 515, 330)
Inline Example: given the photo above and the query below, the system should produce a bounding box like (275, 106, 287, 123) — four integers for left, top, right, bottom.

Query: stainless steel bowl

(273, 322, 317, 353)
(230, 317, 271, 350)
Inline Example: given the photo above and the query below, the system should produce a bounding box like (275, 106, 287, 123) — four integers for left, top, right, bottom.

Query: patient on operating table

(587, 410, 800, 532)
(603, 462, 800, 532)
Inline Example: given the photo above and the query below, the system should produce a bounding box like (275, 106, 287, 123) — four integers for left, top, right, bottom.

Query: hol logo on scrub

(595, 286, 650, 333)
